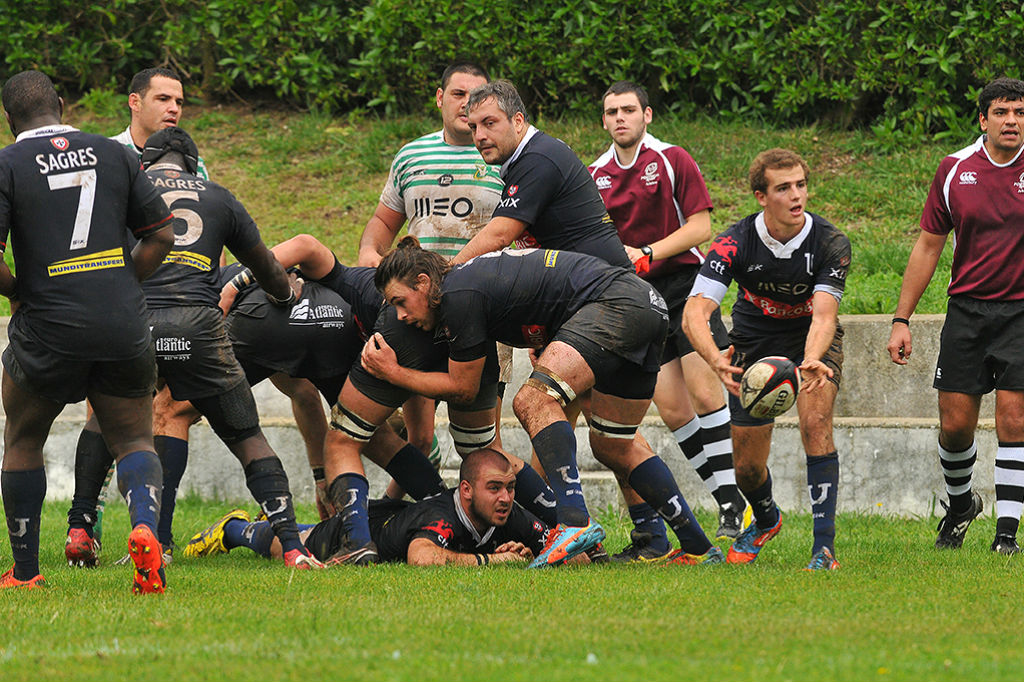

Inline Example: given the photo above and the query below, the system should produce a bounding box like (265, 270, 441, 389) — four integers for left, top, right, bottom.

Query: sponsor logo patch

(595, 175, 612, 190)
(50, 137, 69, 151)
(959, 170, 977, 185)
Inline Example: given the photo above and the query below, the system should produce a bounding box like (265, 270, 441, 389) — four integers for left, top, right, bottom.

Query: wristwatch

(640, 245, 654, 259)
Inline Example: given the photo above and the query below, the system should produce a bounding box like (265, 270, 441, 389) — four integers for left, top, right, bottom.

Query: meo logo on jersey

(959, 170, 977, 185)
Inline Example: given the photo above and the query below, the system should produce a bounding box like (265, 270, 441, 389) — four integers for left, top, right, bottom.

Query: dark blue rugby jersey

(142, 165, 262, 308)
(692, 211, 850, 339)
(439, 248, 626, 361)
(0, 126, 172, 359)
(493, 129, 631, 269)
(375, 490, 547, 562)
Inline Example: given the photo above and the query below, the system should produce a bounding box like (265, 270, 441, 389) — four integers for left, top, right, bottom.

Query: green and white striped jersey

(379, 130, 502, 257)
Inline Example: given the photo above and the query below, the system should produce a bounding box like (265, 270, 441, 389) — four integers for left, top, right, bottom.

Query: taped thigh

(525, 365, 577, 408)
(589, 414, 641, 441)
(330, 402, 378, 443)
(449, 420, 497, 456)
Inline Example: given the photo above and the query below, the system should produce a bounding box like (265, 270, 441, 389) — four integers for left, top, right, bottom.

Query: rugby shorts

(3, 335, 156, 404)
(934, 295, 1024, 393)
(648, 267, 729, 364)
(150, 306, 247, 401)
(553, 275, 667, 400)
(728, 323, 844, 427)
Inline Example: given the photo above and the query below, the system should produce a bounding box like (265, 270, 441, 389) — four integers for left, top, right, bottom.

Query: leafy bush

(1, 0, 1023, 139)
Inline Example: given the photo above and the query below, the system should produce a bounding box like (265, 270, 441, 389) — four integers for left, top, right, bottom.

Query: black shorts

(728, 323, 844, 426)
(935, 296, 1024, 393)
(3, 336, 156, 404)
(150, 306, 247, 401)
(304, 498, 410, 562)
(241, 360, 347, 405)
(554, 276, 667, 400)
(649, 268, 729, 364)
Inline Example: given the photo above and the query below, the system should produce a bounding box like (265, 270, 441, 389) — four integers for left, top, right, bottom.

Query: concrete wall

(2, 314, 998, 517)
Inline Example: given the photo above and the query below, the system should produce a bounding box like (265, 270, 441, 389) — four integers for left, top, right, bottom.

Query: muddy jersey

(112, 126, 210, 180)
(439, 248, 627, 361)
(494, 127, 630, 269)
(141, 164, 262, 308)
(316, 260, 383, 341)
(691, 211, 850, 339)
(0, 125, 173, 360)
(379, 130, 503, 257)
(222, 262, 360, 378)
(921, 135, 1024, 300)
(374, 490, 547, 562)
(589, 133, 714, 278)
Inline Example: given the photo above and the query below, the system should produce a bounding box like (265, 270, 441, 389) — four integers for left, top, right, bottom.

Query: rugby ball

(739, 356, 801, 419)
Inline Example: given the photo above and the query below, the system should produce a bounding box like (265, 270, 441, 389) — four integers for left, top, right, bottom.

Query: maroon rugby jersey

(589, 133, 714, 278)
(921, 136, 1024, 300)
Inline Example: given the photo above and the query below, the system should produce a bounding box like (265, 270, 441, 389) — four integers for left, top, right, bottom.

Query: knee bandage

(525, 366, 577, 408)
(329, 403, 378, 443)
(590, 414, 641, 440)
(449, 421, 497, 456)
(191, 382, 261, 445)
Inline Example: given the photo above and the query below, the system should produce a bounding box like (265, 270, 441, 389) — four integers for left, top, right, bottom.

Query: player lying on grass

(362, 239, 720, 568)
(184, 448, 548, 566)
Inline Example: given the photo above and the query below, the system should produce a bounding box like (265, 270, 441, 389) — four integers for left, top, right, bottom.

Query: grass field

(2, 500, 1022, 681)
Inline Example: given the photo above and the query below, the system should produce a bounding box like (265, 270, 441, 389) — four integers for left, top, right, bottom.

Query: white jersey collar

(501, 125, 539, 177)
(16, 124, 77, 142)
(978, 133, 1024, 167)
(452, 489, 495, 547)
(605, 131, 659, 170)
(754, 211, 813, 258)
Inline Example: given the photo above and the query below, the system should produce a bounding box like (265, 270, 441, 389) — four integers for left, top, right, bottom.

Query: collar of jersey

(604, 131, 662, 170)
(452, 489, 496, 547)
(501, 125, 539, 177)
(977, 133, 1024, 167)
(16, 124, 76, 142)
(754, 211, 813, 258)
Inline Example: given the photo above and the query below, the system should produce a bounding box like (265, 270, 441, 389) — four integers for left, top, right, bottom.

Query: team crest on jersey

(595, 175, 612, 190)
(507, 185, 518, 196)
(166, 169, 180, 179)
(642, 161, 659, 186)
(423, 519, 454, 546)
(1015, 171, 1024, 193)
(474, 164, 488, 180)
(959, 170, 977, 185)
(50, 137, 69, 151)
(438, 173, 454, 186)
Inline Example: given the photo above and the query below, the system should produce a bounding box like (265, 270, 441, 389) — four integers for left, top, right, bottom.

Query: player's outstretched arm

(357, 202, 406, 267)
(640, 209, 712, 263)
(800, 291, 839, 392)
(234, 242, 297, 305)
(131, 222, 175, 281)
(450, 217, 527, 264)
(270, 233, 337, 280)
(407, 538, 529, 566)
(683, 293, 743, 395)
(886, 230, 947, 365)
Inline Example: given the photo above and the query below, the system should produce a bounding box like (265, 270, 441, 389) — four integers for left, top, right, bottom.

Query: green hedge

(1, 0, 1021, 138)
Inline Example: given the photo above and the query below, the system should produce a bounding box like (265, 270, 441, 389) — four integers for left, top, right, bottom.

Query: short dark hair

(374, 235, 449, 307)
(129, 67, 182, 97)
(748, 148, 810, 194)
(459, 448, 511, 486)
(440, 61, 489, 91)
(466, 79, 529, 123)
(978, 77, 1024, 118)
(602, 80, 649, 111)
(2, 70, 60, 126)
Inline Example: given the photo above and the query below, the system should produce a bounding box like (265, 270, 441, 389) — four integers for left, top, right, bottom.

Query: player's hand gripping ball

(739, 356, 801, 419)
